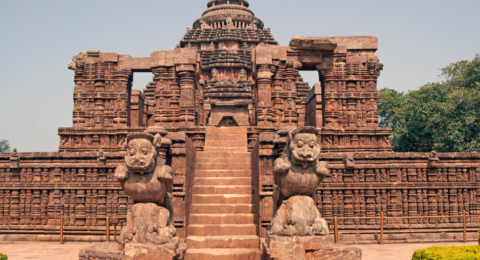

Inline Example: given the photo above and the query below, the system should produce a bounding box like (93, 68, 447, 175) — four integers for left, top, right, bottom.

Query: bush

(0, 253, 7, 260)
(412, 245, 480, 260)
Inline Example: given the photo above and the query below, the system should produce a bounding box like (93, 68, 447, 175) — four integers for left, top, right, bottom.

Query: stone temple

(1, 0, 480, 259)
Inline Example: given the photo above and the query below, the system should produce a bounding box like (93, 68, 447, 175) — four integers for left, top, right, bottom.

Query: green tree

(378, 54, 480, 152)
(0, 140, 10, 153)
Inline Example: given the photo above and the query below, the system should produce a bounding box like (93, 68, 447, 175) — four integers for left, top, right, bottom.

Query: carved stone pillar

(31, 190, 40, 225)
(322, 191, 332, 220)
(365, 190, 375, 225)
(0, 191, 4, 225)
(91, 190, 98, 226)
(358, 190, 365, 225)
(97, 190, 106, 226)
(153, 66, 177, 127)
(10, 190, 19, 225)
(332, 191, 338, 221)
(408, 190, 417, 224)
(118, 191, 128, 223)
(94, 81, 106, 128)
(41, 190, 48, 225)
(428, 190, 437, 224)
(178, 68, 196, 127)
(449, 189, 458, 223)
(112, 77, 130, 128)
(443, 189, 450, 223)
(437, 189, 444, 224)
(402, 189, 409, 224)
(416, 190, 423, 224)
(257, 65, 273, 126)
(463, 189, 470, 216)
(343, 190, 353, 225)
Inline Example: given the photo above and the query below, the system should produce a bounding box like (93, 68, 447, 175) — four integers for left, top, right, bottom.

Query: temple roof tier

(179, 28, 277, 48)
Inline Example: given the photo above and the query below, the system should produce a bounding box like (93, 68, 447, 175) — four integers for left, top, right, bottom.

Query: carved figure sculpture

(239, 69, 247, 82)
(211, 68, 218, 81)
(115, 130, 176, 245)
(97, 148, 106, 166)
(270, 126, 330, 236)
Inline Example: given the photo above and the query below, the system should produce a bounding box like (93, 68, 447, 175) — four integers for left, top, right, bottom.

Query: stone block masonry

(1, 0, 479, 259)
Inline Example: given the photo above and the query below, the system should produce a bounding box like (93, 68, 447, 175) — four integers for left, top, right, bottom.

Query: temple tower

(178, 0, 275, 127)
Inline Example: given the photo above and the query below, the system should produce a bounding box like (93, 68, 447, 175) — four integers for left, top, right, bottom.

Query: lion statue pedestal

(79, 127, 186, 260)
(266, 127, 361, 260)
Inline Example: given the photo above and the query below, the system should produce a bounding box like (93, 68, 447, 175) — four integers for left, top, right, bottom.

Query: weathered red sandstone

(1, 0, 479, 259)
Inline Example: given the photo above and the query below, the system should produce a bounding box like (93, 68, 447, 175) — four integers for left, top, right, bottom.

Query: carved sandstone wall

(253, 134, 480, 240)
(0, 133, 195, 240)
(1, 1, 479, 245)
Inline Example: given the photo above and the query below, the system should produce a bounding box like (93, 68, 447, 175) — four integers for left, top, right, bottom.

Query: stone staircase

(184, 127, 262, 260)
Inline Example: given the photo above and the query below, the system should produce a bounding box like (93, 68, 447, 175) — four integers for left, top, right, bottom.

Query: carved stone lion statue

(115, 132, 173, 206)
(115, 131, 176, 245)
(269, 126, 330, 237)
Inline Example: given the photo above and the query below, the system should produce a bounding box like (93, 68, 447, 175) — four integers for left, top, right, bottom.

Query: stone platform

(78, 241, 187, 260)
(0, 241, 476, 260)
(267, 234, 361, 260)
(78, 243, 124, 260)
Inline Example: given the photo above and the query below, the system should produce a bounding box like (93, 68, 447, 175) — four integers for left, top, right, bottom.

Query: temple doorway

(218, 116, 239, 127)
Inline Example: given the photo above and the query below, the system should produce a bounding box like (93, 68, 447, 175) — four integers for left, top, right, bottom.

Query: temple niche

(2, 0, 480, 260)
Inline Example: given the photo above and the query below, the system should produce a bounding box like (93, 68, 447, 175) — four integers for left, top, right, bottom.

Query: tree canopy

(378, 54, 480, 153)
(0, 140, 10, 153)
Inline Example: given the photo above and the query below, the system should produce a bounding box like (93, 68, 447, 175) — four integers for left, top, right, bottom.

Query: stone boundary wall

(0, 152, 127, 234)
(253, 134, 480, 242)
(0, 133, 196, 239)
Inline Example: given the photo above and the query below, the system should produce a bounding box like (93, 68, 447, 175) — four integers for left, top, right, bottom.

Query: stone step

(193, 194, 254, 204)
(197, 152, 250, 159)
(204, 147, 248, 152)
(206, 127, 248, 135)
(187, 224, 257, 236)
(196, 163, 251, 171)
(189, 214, 256, 225)
(196, 170, 252, 178)
(197, 157, 251, 164)
(206, 133, 247, 141)
(194, 177, 252, 186)
(192, 185, 252, 195)
(205, 140, 247, 148)
(190, 204, 256, 214)
(186, 235, 260, 249)
(185, 248, 262, 260)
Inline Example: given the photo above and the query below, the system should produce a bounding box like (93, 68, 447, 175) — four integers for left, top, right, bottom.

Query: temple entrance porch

(207, 106, 250, 127)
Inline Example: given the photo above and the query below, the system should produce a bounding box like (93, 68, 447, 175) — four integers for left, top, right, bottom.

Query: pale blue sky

(0, 0, 479, 152)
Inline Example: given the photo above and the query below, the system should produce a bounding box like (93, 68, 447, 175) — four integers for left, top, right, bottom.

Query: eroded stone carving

(121, 203, 175, 245)
(77, 127, 186, 260)
(270, 126, 330, 237)
(115, 130, 176, 245)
